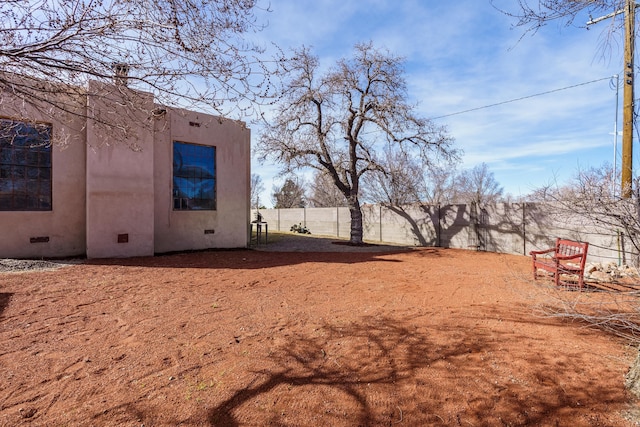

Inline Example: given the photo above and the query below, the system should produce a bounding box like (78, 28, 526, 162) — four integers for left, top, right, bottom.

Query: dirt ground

(1, 233, 639, 426)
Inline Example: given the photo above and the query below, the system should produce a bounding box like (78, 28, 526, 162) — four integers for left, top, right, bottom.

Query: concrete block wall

(258, 203, 639, 265)
(305, 207, 340, 236)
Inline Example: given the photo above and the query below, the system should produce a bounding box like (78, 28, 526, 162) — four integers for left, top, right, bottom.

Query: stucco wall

(1, 80, 251, 259)
(0, 89, 87, 258)
(153, 109, 251, 253)
(85, 82, 155, 258)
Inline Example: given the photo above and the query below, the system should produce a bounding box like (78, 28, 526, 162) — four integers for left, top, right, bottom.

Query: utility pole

(622, 0, 635, 198)
(612, 74, 620, 196)
(588, 1, 636, 197)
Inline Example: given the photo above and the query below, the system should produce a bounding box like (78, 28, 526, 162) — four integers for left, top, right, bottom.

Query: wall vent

(189, 121, 201, 127)
(204, 229, 215, 235)
(117, 233, 129, 243)
(30, 236, 49, 244)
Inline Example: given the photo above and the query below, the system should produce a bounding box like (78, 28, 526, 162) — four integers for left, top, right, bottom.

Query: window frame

(0, 118, 53, 212)
(172, 140, 217, 211)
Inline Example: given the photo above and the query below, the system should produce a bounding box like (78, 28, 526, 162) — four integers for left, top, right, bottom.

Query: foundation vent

(30, 236, 49, 244)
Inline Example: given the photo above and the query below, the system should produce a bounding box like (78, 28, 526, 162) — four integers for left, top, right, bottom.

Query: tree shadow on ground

(0, 293, 12, 318)
(204, 313, 624, 426)
(82, 245, 438, 271)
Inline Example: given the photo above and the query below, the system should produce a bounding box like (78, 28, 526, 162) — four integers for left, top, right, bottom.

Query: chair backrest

(556, 238, 589, 265)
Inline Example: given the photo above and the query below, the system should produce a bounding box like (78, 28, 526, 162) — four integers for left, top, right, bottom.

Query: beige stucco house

(0, 80, 251, 258)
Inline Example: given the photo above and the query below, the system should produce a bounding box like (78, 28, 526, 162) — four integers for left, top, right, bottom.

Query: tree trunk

(348, 198, 364, 245)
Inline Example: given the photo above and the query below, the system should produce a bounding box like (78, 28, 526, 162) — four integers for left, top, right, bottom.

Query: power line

(429, 76, 615, 120)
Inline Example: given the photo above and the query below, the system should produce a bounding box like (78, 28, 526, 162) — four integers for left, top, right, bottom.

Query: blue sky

(250, 0, 627, 205)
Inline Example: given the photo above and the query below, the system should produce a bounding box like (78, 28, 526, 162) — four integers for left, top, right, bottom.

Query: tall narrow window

(0, 119, 52, 211)
(172, 141, 216, 210)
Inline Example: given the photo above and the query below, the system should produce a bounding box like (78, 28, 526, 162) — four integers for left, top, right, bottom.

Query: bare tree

(361, 146, 427, 206)
(362, 155, 504, 208)
(258, 43, 456, 244)
(308, 170, 348, 207)
(272, 176, 306, 209)
(250, 173, 265, 211)
(531, 164, 640, 258)
(0, 0, 276, 144)
(423, 161, 461, 205)
(455, 163, 504, 205)
(362, 153, 463, 206)
(492, 0, 625, 34)
(363, 156, 461, 206)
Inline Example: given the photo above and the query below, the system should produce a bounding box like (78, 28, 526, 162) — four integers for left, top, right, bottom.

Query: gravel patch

(0, 258, 80, 273)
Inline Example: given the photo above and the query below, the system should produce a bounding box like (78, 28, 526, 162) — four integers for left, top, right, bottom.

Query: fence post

(379, 205, 383, 242)
(437, 204, 442, 247)
(522, 203, 526, 255)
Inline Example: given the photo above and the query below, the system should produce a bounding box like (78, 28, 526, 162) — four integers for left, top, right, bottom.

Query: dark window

(172, 141, 216, 210)
(0, 119, 52, 211)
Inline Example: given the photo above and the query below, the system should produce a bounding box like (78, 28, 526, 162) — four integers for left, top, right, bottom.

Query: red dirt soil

(0, 244, 638, 426)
